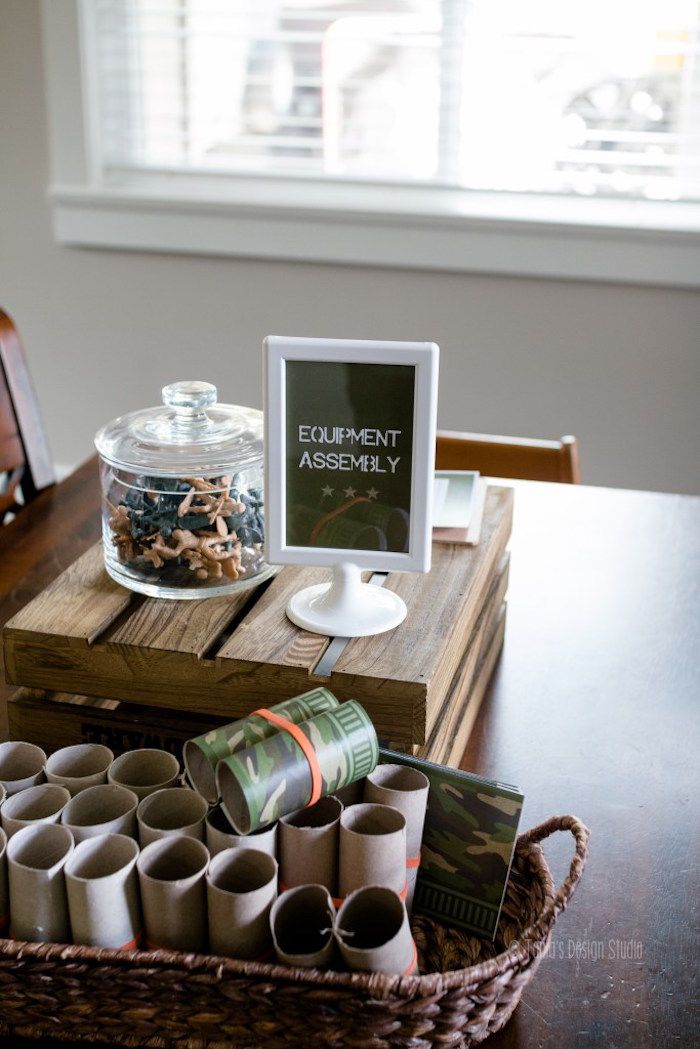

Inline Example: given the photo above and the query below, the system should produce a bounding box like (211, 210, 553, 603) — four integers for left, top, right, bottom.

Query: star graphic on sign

(343, 486, 357, 498)
(321, 485, 334, 498)
(366, 488, 380, 500)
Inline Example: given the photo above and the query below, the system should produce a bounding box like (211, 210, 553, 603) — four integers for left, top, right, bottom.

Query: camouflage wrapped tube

(217, 700, 379, 834)
(184, 688, 338, 803)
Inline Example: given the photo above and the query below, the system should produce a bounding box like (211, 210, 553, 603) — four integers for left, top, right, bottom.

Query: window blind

(90, 0, 700, 201)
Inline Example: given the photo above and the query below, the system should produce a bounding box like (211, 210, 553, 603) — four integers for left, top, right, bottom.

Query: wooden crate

(4, 487, 512, 748)
(8, 562, 506, 770)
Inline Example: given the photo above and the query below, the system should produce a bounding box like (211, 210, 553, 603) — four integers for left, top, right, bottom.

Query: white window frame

(43, 0, 700, 287)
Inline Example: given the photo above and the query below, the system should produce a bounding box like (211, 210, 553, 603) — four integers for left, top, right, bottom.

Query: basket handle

(517, 814, 590, 937)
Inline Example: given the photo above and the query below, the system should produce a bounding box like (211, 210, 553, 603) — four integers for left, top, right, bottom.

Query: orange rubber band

(403, 940, 418, 976)
(398, 880, 408, 901)
(406, 853, 421, 869)
(252, 708, 322, 808)
(119, 932, 142, 951)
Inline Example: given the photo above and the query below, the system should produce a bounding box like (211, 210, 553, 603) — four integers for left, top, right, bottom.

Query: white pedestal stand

(286, 563, 407, 638)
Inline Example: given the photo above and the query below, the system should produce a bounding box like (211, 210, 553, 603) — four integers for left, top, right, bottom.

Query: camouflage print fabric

(378, 748, 523, 940)
(219, 701, 378, 833)
(187, 688, 338, 778)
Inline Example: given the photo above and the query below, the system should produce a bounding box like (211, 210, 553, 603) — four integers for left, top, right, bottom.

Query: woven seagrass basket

(0, 814, 588, 1049)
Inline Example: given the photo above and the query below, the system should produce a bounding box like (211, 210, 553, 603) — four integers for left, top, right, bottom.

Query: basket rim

(0, 814, 588, 1000)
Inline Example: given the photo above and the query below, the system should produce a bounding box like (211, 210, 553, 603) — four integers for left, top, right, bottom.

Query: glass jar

(95, 381, 275, 599)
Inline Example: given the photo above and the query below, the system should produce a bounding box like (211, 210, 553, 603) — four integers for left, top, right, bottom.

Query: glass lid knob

(162, 380, 217, 410)
(161, 380, 218, 437)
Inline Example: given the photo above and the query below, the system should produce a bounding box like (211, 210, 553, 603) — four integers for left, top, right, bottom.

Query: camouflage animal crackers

(217, 701, 379, 834)
(184, 688, 338, 803)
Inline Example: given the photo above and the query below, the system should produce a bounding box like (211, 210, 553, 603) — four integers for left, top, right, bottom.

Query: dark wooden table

(1, 459, 698, 1049)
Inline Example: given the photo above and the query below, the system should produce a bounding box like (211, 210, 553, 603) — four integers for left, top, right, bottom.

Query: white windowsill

(50, 178, 700, 287)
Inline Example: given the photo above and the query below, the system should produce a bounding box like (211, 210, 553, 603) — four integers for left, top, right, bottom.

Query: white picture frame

(264, 335, 439, 575)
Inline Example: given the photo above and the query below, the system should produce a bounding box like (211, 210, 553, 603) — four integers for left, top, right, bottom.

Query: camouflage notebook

(379, 748, 523, 939)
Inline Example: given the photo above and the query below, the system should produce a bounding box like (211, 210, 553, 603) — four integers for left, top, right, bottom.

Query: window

(44, 0, 700, 284)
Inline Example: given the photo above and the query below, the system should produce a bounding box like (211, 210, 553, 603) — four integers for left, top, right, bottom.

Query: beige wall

(1, 0, 699, 494)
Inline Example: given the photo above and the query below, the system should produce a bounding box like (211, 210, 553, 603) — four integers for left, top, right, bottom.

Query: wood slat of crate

(4, 487, 512, 747)
(417, 559, 508, 767)
(416, 606, 506, 769)
(8, 572, 506, 768)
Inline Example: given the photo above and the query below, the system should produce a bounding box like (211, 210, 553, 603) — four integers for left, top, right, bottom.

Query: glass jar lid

(95, 381, 263, 477)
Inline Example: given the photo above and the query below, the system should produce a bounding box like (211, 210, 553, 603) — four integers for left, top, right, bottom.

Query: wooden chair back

(436, 429, 581, 484)
(0, 309, 54, 521)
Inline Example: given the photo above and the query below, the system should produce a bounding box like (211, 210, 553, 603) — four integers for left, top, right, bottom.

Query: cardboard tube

(206, 848, 278, 959)
(338, 803, 406, 898)
(0, 741, 46, 795)
(0, 828, 8, 936)
(46, 744, 114, 796)
(332, 781, 364, 808)
(7, 823, 74, 943)
(216, 700, 379, 834)
(364, 764, 429, 912)
(185, 688, 339, 804)
(279, 796, 342, 894)
(62, 783, 140, 843)
(336, 886, 417, 976)
(205, 804, 277, 858)
(137, 836, 209, 952)
(137, 787, 208, 848)
(65, 833, 141, 949)
(1, 784, 71, 839)
(270, 885, 336, 968)
(108, 749, 180, 800)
